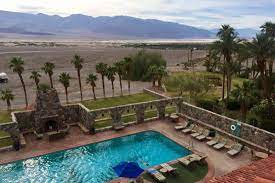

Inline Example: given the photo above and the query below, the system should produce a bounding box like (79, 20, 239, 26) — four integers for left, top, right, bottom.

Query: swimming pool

(0, 131, 191, 183)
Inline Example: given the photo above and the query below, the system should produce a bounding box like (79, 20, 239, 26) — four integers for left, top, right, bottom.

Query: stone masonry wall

(12, 110, 34, 131)
(180, 102, 275, 151)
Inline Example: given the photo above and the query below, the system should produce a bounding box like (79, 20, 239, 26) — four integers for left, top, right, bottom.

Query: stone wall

(0, 122, 20, 147)
(180, 102, 275, 151)
(12, 111, 34, 131)
(63, 104, 80, 124)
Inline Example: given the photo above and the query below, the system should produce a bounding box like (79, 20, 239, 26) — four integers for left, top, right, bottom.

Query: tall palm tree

(30, 71, 41, 89)
(212, 25, 240, 103)
(96, 63, 108, 98)
(1, 89, 14, 111)
(42, 62, 55, 88)
(156, 66, 168, 87)
(71, 54, 84, 101)
(148, 65, 158, 87)
(232, 81, 255, 121)
(114, 60, 125, 95)
(106, 66, 116, 96)
(59, 72, 71, 104)
(123, 57, 133, 94)
(9, 57, 28, 107)
(246, 33, 274, 117)
(86, 73, 97, 100)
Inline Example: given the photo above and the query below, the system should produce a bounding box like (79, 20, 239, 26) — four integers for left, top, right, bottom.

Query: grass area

(82, 93, 158, 110)
(0, 110, 12, 124)
(142, 162, 208, 183)
(0, 137, 12, 148)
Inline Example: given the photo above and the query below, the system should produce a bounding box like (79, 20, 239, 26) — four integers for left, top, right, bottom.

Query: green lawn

(0, 111, 12, 124)
(82, 93, 158, 110)
(142, 162, 208, 183)
(0, 137, 12, 148)
(0, 111, 12, 148)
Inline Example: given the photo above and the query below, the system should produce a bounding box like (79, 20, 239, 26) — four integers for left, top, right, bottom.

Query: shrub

(226, 97, 240, 110)
(195, 97, 221, 112)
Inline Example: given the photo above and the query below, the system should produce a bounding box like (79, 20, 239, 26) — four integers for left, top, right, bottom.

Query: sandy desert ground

(0, 42, 207, 109)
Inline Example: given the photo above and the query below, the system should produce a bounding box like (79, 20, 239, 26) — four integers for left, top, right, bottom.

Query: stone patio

(0, 118, 253, 178)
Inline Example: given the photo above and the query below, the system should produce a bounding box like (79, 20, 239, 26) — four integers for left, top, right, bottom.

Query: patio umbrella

(113, 161, 144, 178)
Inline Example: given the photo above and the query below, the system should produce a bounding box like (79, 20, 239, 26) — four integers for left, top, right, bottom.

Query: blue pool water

(0, 131, 191, 183)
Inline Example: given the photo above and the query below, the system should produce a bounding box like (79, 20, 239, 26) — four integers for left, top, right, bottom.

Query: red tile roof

(208, 154, 275, 183)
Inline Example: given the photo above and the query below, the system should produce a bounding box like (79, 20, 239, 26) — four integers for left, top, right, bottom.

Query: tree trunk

(35, 80, 39, 90)
(19, 74, 28, 107)
(77, 69, 83, 101)
(111, 80, 114, 97)
(92, 86, 96, 100)
(49, 74, 53, 88)
(128, 79, 130, 94)
(101, 74, 106, 98)
(65, 87, 69, 104)
(6, 99, 11, 111)
(119, 75, 123, 96)
(222, 59, 226, 100)
(152, 80, 156, 87)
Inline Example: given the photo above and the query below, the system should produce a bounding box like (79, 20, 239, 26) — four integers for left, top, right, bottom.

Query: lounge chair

(160, 163, 176, 173)
(190, 127, 204, 138)
(174, 121, 188, 130)
(196, 129, 210, 141)
(178, 155, 198, 166)
(207, 135, 220, 146)
(182, 124, 195, 134)
(227, 143, 243, 156)
(190, 153, 207, 161)
(213, 138, 227, 150)
(147, 168, 166, 182)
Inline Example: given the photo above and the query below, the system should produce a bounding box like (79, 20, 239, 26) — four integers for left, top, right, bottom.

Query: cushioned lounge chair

(160, 163, 176, 173)
(213, 138, 227, 150)
(182, 124, 195, 134)
(227, 143, 243, 156)
(190, 153, 207, 161)
(196, 129, 210, 141)
(174, 121, 188, 130)
(147, 168, 166, 182)
(207, 135, 220, 146)
(190, 127, 204, 138)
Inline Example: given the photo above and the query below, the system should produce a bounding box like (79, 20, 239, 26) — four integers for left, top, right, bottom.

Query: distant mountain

(210, 28, 259, 39)
(0, 10, 213, 39)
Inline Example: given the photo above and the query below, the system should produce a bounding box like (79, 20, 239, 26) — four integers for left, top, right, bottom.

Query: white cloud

(1, 0, 275, 29)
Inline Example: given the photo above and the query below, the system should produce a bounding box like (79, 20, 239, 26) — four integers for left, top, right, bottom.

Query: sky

(1, 0, 275, 29)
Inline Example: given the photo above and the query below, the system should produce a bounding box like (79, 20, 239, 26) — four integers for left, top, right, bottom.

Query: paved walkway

(0, 119, 253, 177)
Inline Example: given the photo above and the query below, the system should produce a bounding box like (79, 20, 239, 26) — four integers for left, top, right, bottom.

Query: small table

(170, 114, 179, 123)
(255, 152, 269, 159)
(160, 168, 168, 174)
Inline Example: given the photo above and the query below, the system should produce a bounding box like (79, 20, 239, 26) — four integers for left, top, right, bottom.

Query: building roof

(209, 154, 275, 183)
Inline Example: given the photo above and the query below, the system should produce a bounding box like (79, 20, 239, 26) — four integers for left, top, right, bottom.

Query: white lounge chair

(196, 129, 210, 141)
(227, 143, 243, 156)
(182, 124, 195, 134)
(213, 138, 227, 150)
(174, 121, 188, 130)
(147, 168, 166, 182)
(160, 163, 176, 173)
(190, 127, 204, 138)
(207, 135, 220, 146)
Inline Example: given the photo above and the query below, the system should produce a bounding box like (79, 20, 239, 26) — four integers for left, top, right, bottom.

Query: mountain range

(0, 10, 259, 39)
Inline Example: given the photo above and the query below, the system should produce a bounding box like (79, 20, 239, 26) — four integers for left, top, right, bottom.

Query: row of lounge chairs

(147, 163, 176, 182)
(178, 153, 207, 167)
(175, 121, 243, 156)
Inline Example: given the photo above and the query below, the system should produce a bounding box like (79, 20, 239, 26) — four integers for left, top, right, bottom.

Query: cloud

(0, 0, 275, 29)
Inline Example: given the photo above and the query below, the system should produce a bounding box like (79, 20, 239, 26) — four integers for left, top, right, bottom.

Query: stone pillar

(110, 108, 123, 128)
(136, 105, 145, 123)
(176, 98, 183, 113)
(157, 102, 166, 119)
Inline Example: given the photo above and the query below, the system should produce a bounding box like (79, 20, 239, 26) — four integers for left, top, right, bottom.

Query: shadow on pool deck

(0, 118, 253, 178)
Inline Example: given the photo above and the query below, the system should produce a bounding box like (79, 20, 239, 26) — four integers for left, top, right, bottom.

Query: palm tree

(1, 89, 14, 111)
(96, 63, 108, 98)
(59, 72, 71, 104)
(42, 62, 55, 88)
(9, 57, 28, 107)
(148, 65, 158, 87)
(212, 25, 240, 103)
(114, 60, 125, 95)
(232, 81, 255, 121)
(30, 71, 41, 89)
(71, 54, 84, 101)
(106, 66, 116, 96)
(86, 73, 97, 100)
(156, 66, 168, 87)
(123, 57, 133, 94)
(246, 33, 274, 117)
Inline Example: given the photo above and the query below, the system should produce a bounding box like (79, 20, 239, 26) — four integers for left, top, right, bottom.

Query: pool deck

(0, 118, 253, 178)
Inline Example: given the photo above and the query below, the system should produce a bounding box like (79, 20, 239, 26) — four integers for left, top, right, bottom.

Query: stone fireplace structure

(33, 89, 67, 135)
